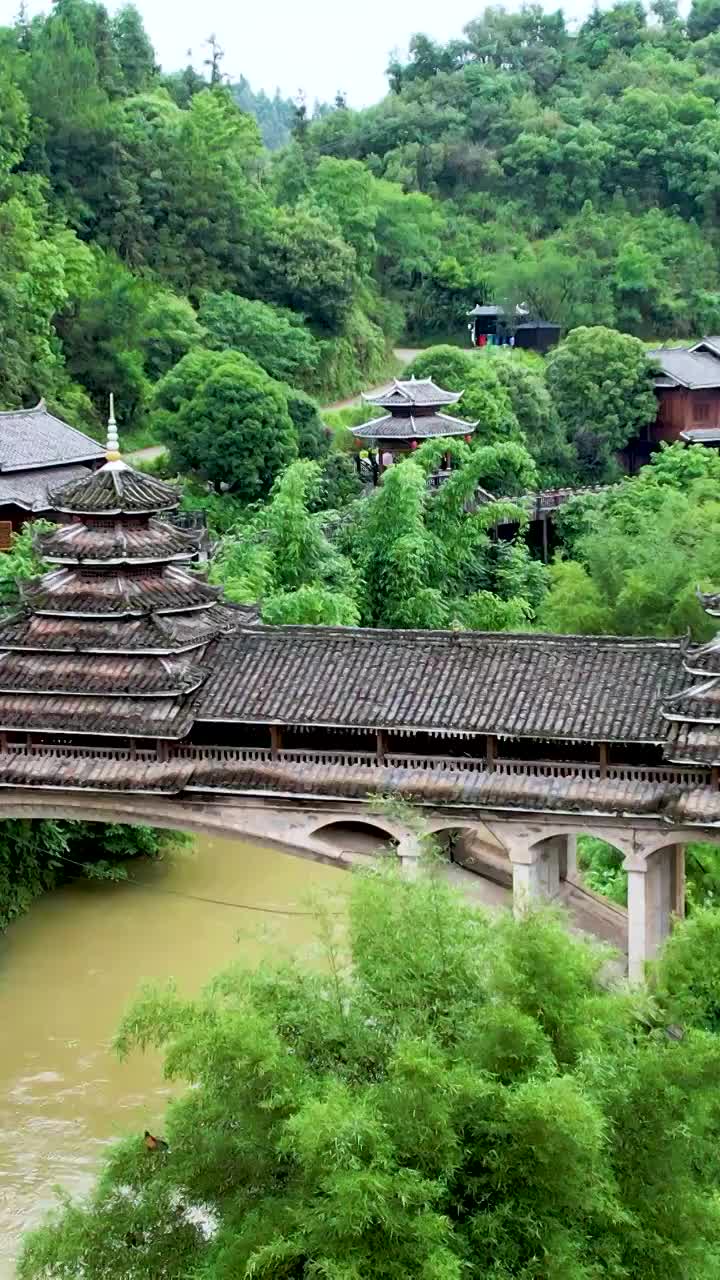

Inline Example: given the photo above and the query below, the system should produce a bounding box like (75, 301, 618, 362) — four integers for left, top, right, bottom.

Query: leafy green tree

(209, 460, 358, 621)
(308, 156, 380, 276)
(540, 461, 720, 637)
(312, 452, 362, 509)
(453, 361, 527, 447)
(112, 3, 156, 92)
(537, 560, 613, 634)
(154, 350, 298, 500)
(654, 905, 720, 1031)
(0, 818, 180, 932)
(342, 443, 540, 629)
(138, 289, 204, 383)
(198, 292, 321, 387)
(19, 856, 720, 1279)
(404, 344, 474, 391)
(0, 196, 69, 407)
(489, 350, 573, 482)
(688, 0, 720, 40)
(55, 248, 149, 425)
(0, 63, 29, 172)
(280, 387, 331, 461)
(255, 207, 357, 332)
(0, 521, 49, 612)
(262, 584, 360, 626)
(356, 460, 448, 628)
(230, 76, 294, 150)
(546, 326, 658, 478)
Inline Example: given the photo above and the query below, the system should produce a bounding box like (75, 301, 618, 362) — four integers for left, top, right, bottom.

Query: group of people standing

(474, 333, 515, 348)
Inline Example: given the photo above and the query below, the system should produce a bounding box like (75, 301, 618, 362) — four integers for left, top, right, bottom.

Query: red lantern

(353, 438, 362, 449)
(410, 439, 418, 450)
(464, 434, 472, 444)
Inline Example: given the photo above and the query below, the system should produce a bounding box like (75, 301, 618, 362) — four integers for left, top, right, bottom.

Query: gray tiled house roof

(0, 465, 92, 512)
(0, 402, 104, 471)
(649, 347, 720, 389)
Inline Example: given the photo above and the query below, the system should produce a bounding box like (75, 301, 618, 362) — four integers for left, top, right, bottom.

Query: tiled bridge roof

(197, 628, 685, 745)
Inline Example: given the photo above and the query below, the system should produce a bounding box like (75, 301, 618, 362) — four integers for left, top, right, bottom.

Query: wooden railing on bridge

(4, 741, 709, 790)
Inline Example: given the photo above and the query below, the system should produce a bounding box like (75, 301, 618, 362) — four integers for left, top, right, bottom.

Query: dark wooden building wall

(653, 387, 720, 440)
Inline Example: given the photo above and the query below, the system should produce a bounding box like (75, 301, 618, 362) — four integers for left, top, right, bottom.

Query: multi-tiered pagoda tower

(664, 589, 720, 770)
(0, 406, 239, 751)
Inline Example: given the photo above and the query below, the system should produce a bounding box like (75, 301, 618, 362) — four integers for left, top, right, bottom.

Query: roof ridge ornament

(106, 393, 121, 462)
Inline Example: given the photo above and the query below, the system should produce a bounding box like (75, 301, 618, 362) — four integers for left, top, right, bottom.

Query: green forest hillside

(306, 0, 720, 340)
(4, 0, 720, 442)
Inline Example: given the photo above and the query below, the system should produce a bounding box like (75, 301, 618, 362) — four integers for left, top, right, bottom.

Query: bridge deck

(0, 742, 717, 827)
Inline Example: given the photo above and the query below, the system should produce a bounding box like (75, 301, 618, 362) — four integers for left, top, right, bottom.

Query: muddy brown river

(0, 835, 343, 1276)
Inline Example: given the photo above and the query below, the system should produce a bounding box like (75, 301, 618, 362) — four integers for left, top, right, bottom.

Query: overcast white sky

(1, 0, 598, 106)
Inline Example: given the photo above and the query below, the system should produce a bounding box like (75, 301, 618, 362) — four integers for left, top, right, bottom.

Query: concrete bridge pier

(505, 835, 564, 913)
(397, 833, 423, 880)
(624, 844, 684, 983)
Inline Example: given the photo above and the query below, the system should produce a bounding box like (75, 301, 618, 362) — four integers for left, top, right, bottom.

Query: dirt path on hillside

(124, 443, 167, 465)
(321, 347, 421, 412)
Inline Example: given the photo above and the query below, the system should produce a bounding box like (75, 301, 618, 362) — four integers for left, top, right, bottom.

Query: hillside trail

(320, 347, 420, 411)
(125, 349, 422, 464)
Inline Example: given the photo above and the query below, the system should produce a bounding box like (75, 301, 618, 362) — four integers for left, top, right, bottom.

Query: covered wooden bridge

(0, 418, 718, 979)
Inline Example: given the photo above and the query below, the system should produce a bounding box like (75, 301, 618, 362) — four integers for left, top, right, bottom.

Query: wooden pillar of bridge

(156, 739, 168, 762)
(270, 726, 283, 761)
(541, 515, 549, 563)
(486, 734, 496, 772)
(376, 729, 388, 766)
(599, 742, 608, 779)
(0, 731, 7, 754)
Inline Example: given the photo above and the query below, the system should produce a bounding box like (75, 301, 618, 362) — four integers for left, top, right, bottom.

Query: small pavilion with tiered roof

(351, 376, 477, 470)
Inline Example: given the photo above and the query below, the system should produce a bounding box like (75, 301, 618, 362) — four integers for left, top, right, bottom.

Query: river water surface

(0, 834, 344, 1276)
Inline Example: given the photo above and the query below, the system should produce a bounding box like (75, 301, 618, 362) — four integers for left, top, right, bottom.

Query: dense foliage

(5, 0, 720, 457)
(19, 850, 720, 1279)
(579, 832, 720, 912)
(0, 0, 399, 442)
(540, 440, 720, 638)
(209, 444, 548, 628)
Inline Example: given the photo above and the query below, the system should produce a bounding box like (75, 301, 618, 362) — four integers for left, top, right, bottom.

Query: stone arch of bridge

(308, 818, 401, 855)
(0, 792, 358, 871)
(629, 829, 720, 861)
(525, 826, 636, 861)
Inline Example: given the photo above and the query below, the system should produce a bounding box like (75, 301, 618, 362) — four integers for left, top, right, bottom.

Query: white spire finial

(106, 393, 120, 460)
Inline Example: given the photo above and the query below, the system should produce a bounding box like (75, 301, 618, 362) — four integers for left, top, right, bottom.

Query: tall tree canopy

(154, 350, 298, 500)
(545, 326, 659, 480)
